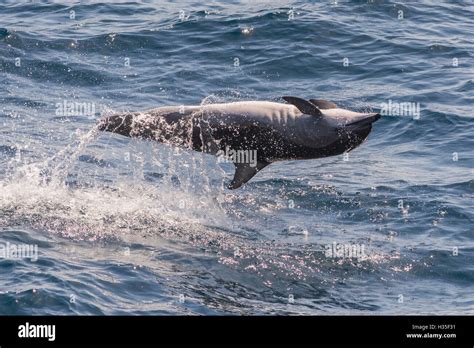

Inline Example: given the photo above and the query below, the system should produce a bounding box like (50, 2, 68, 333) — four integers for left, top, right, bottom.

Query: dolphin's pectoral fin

(228, 161, 270, 189)
(309, 99, 338, 109)
(282, 96, 322, 117)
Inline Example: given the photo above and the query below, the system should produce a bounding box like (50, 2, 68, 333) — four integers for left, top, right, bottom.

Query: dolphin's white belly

(201, 101, 302, 124)
(144, 101, 318, 148)
(148, 101, 303, 128)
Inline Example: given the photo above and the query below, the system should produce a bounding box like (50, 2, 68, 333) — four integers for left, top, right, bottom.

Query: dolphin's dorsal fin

(282, 96, 322, 117)
(309, 99, 338, 109)
(228, 161, 270, 189)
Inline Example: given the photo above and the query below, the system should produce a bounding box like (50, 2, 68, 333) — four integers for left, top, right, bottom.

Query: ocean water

(0, 1, 473, 315)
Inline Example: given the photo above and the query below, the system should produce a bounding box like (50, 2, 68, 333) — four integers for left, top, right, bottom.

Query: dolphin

(98, 96, 380, 189)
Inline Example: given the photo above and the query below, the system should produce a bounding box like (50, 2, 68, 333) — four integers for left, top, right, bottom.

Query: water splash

(0, 116, 228, 239)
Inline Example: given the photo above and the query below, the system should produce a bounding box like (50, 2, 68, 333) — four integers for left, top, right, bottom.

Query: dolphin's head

(282, 97, 380, 153)
(321, 108, 380, 152)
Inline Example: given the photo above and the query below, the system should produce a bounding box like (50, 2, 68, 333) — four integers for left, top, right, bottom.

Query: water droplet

(240, 27, 254, 35)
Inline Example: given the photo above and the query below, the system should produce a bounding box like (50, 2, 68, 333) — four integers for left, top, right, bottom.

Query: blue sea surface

(0, 1, 473, 315)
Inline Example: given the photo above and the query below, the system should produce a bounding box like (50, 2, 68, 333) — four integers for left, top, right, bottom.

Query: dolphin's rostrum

(98, 97, 381, 189)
